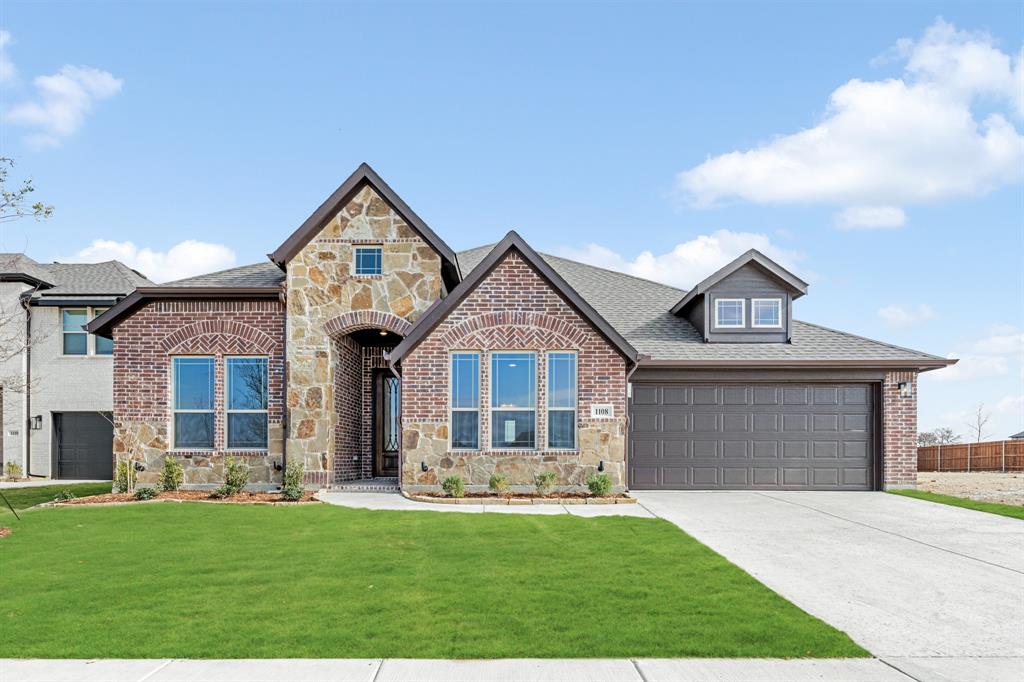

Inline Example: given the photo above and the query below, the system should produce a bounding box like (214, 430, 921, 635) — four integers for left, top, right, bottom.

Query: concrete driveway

(634, 491, 1024, 676)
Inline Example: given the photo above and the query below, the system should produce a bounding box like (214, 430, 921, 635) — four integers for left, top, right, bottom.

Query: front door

(374, 371, 400, 477)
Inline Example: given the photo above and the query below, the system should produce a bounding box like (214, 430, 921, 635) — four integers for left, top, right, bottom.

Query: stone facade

(285, 184, 444, 483)
(882, 370, 918, 489)
(111, 299, 286, 487)
(401, 250, 628, 492)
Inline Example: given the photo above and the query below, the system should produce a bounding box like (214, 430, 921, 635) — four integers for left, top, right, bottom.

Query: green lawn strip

(0, 482, 112, 512)
(0, 503, 867, 659)
(890, 489, 1024, 520)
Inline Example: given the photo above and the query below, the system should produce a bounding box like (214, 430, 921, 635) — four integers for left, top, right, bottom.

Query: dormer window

(715, 298, 745, 328)
(752, 298, 782, 328)
(354, 246, 382, 275)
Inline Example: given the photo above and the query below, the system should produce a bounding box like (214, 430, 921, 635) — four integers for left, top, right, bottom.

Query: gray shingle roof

(0, 253, 154, 296)
(164, 262, 285, 288)
(457, 245, 947, 364)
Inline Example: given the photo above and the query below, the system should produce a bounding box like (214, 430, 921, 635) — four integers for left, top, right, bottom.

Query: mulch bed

(417, 491, 631, 500)
(58, 490, 320, 506)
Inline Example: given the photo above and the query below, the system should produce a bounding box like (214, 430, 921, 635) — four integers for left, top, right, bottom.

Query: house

(87, 164, 955, 492)
(1, 254, 154, 480)
(1011, 431, 1024, 440)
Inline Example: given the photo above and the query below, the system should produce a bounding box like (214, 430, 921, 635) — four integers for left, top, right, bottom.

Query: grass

(890, 489, 1024, 520)
(0, 482, 112, 513)
(0, 502, 866, 659)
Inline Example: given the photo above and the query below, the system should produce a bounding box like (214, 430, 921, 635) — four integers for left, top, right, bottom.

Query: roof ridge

(793, 319, 949, 361)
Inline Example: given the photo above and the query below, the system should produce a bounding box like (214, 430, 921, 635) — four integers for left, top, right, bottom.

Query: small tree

(966, 404, 992, 443)
(918, 427, 961, 446)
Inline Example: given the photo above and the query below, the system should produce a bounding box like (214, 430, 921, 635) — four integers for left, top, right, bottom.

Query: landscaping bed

(54, 489, 320, 506)
(405, 491, 636, 505)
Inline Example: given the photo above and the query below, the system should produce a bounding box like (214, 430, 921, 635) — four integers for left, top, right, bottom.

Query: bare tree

(917, 427, 961, 446)
(0, 157, 53, 223)
(966, 404, 991, 443)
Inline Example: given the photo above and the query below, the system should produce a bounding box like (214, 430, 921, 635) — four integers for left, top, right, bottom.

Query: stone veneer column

(882, 370, 918, 489)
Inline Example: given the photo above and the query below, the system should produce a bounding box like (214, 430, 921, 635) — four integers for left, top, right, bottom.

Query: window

(715, 298, 745, 328)
(93, 308, 113, 354)
(62, 307, 113, 355)
(752, 298, 782, 328)
(547, 352, 577, 449)
(491, 352, 536, 449)
(173, 357, 215, 449)
(354, 246, 382, 275)
(62, 309, 89, 355)
(450, 353, 480, 449)
(226, 357, 269, 449)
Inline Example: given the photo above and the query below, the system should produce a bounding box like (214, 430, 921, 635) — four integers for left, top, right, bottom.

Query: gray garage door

(55, 412, 113, 480)
(629, 383, 875, 490)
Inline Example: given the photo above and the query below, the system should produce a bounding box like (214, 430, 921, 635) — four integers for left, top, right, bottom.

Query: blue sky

(1, 1, 1021, 439)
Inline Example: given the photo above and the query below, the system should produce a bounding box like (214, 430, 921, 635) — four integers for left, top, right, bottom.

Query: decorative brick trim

(160, 319, 277, 354)
(441, 311, 589, 349)
(323, 310, 413, 337)
(883, 371, 917, 489)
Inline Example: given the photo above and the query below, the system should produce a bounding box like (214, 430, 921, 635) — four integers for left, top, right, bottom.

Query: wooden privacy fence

(918, 440, 1024, 472)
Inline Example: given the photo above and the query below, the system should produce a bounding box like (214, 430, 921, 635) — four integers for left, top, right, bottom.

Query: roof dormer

(670, 249, 808, 343)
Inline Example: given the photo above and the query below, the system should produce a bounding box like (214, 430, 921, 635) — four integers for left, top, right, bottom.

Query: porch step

(329, 477, 400, 493)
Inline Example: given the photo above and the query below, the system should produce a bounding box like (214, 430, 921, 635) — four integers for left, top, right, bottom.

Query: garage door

(55, 412, 113, 480)
(629, 383, 875, 490)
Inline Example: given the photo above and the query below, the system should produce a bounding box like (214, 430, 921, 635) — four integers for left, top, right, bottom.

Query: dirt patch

(59, 490, 320, 506)
(0, 527, 11, 539)
(917, 472, 1024, 506)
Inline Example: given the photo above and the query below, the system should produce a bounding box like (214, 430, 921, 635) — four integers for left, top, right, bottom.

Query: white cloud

(675, 18, 1024, 227)
(994, 394, 1024, 415)
(0, 30, 16, 86)
(877, 303, 937, 327)
(63, 239, 236, 283)
(5, 64, 123, 148)
(930, 354, 1008, 382)
(555, 229, 803, 290)
(972, 325, 1024, 355)
(835, 206, 906, 229)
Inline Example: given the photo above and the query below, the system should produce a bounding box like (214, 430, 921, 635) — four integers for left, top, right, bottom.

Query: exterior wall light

(897, 381, 913, 399)
(30, 415, 42, 430)
(379, 329, 388, 336)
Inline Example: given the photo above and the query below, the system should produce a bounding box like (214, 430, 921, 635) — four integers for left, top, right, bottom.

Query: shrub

(4, 461, 23, 480)
(159, 456, 184, 491)
(134, 487, 159, 500)
(114, 459, 137, 493)
(53, 489, 77, 502)
(220, 456, 250, 496)
(488, 473, 509, 494)
(441, 475, 465, 498)
(281, 460, 305, 501)
(587, 473, 612, 497)
(534, 471, 557, 496)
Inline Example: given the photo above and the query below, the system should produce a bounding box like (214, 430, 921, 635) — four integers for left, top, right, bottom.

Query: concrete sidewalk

(4, 657, 990, 682)
(0, 479, 109, 489)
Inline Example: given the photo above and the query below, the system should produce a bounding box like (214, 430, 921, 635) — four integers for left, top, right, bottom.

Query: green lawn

(0, 482, 112, 513)
(890, 489, 1024, 520)
(0, 502, 867, 659)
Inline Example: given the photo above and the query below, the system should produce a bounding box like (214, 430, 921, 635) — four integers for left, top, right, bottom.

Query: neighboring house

(1010, 431, 1024, 440)
(0, 254, 153, 480)
(88, 164, 956, 492)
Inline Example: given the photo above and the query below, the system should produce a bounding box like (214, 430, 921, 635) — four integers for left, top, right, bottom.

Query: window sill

(166, 449, 270, 457)
(448, 450, 581, 457)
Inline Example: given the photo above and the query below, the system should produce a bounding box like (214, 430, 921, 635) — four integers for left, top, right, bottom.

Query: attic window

(715, 299, 745, 328)
(354, 247, 382, 275)
(752, 298, 782, 328)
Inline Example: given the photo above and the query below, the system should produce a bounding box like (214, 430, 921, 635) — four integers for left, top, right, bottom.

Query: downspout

(19, 292, 40, 477)
(623, 356, 641, 491)
(279, 285, 288, 489)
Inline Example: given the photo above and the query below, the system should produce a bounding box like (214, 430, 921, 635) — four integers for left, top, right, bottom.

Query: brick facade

(882, 370, 918, 489)
(111, 299, 286, 487)
(401, 250, 628, 492)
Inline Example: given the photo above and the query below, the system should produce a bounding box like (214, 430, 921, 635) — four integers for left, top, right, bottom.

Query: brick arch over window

(323, 310, 413, 338)
(160, 320, 279, 355)
(441, 311, 588, 350)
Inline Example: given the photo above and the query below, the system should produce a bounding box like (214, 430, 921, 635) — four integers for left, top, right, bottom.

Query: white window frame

(62, 306, 112, 356)
(225, 355, 269, 451)
(490, 351, 537, 450)
(171, 356, 216, 451)
(751, 298, 783, 328)
(449, 351, 480, 451)
(714, 298, 746, 328)
(546, 351, 578, 450)
(354, 246, 383, 276)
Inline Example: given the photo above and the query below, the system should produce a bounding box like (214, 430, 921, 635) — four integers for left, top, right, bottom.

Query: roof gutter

(635, 357, 957, 372)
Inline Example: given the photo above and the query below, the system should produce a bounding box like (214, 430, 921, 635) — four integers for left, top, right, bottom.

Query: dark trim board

(632, 367, 889, 383)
